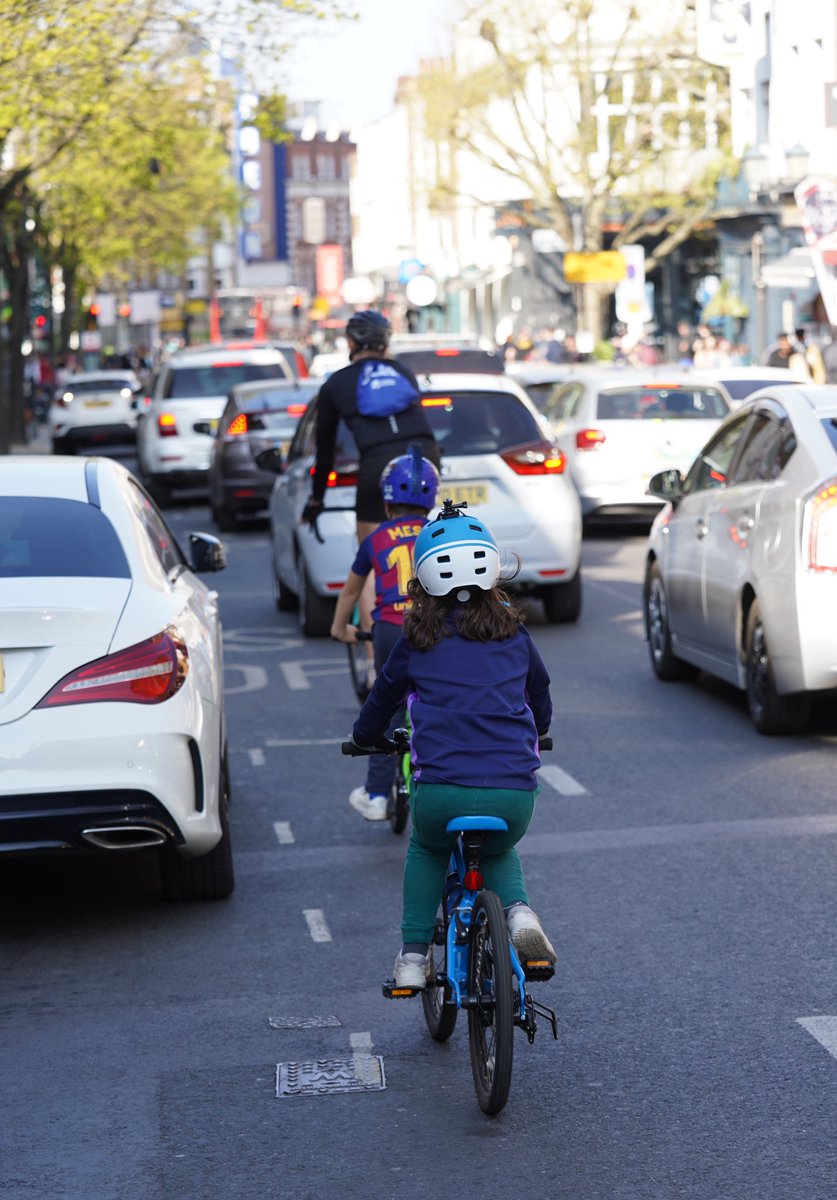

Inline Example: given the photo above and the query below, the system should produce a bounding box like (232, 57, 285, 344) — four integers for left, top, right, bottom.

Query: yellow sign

(309, 296, 330, 319)
(563, 251, 626, 284)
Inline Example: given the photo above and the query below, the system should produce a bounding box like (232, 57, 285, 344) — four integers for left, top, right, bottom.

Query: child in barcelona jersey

(347, 499, 557, 988)
(331, 445, 440, 821)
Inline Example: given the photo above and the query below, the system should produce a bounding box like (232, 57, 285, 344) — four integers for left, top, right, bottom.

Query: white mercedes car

(0, 456, 233, 899)
(49, 370, 141, 454)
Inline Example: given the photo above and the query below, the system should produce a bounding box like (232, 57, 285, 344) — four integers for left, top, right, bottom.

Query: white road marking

(350, 1031, 381, 1086)
(280, 659, 349, 691)
(613, 609, 644, 622)
(248, 748, 265, 767)
(273, 821, 295, 845)
(303, 908, 332, 943)
(224, 664, 268, 694)
(539, 764, 588, 796)
(223, 627, 302, 651)
(797, 1016, 837, 1060)
(266, 737, 345, 747)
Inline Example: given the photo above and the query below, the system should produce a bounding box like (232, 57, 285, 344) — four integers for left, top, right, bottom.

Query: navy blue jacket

(353, 623, 552, 791)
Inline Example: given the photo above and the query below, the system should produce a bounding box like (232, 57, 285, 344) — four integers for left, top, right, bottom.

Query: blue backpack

(355, 361, 418, 418)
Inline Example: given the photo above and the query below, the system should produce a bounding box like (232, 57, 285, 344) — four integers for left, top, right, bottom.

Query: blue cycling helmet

(413, 500, 500, 596)
(346, 309, 391, 352)
(380, 444, 440, 510)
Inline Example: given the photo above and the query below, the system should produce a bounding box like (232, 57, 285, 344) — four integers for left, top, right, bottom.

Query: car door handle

(695, 519, 708, 540)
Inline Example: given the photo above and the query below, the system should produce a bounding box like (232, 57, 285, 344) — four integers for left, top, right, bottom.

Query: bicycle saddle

(446, 816, 509, 833)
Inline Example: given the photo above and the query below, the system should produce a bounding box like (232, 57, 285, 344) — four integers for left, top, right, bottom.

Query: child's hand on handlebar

(331, 622, 358, 644)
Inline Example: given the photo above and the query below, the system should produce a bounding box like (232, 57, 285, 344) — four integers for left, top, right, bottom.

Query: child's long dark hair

(404, 577, 523, 650)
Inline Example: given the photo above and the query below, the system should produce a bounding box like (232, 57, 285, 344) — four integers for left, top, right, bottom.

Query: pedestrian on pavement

(767, 332, 794, 368)
(794, 327, 826, 383)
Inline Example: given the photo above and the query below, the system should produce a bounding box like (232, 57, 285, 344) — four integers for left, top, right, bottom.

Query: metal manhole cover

(276, 1056, 386, 1097)
(268, 1016, 342, 1030)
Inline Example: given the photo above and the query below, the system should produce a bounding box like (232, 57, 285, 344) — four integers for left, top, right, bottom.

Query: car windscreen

(721, 378, 794, 401)
(420, 391, 542, 455)
(0, 498, 130, 578)
(165, 363, 286, 399)
(62, 378, 135, 395)
(596, 385, 728, 420)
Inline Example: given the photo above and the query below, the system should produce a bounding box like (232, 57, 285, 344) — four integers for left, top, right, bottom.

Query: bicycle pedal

(382, 978, 422, 1000)
(522, 960, 555, 982)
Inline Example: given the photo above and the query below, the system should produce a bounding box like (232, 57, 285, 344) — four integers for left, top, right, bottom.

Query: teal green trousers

(401, 782, 539, 945)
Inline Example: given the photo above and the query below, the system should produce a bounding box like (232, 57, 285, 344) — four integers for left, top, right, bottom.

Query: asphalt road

(3, 478, 837, 1200)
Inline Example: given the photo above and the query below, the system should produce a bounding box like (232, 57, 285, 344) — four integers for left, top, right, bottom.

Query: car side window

(729, 411, 796, 484)
(287, 402, 317, 461)
(127, 480, 185, 575)
(545, 383, 583, 422)
(683, 414, 751, 493)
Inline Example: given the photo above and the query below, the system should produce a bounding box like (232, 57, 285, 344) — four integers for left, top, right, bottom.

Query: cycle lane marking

(303, 908, 332, 942)
(224, 664, 268, 694)
(281, 659, 347, 690)
(539, 764, 588, 796)
(248, 748, 265, 767)
(273, 821, 295, 845)
(797, 1017, 837, 1060)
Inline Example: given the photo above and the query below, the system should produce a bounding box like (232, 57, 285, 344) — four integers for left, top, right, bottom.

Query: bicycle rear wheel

(388, 766, 409, 835)
(422, 910, 457, 1042)
(467, 890, 514, 1115)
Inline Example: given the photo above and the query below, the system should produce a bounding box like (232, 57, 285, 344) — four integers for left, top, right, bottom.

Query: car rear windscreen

(397, 349, 505, 375)
(240, 384, 319, 416)
(0, 498, 130, 578)
(165, 363, 287, 399)
(596, 385, 728, 420)
(63, 378, 134, 395)
(720, 378, 794, 401)
(420, 392, 542, 455)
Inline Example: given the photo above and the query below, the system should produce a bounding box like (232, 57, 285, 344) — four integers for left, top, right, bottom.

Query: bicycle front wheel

(467, 890, 514, 1115)
(422, 910, 457, 1042)
(346, 639, 371, 703)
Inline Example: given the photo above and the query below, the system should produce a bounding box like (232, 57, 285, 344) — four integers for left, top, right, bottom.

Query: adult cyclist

(302, 310, 440, 544)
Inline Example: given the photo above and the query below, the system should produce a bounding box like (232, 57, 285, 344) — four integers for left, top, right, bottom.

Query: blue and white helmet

(413, 501, 500, 597)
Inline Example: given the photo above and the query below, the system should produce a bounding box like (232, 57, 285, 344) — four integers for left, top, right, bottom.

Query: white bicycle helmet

(413, 500, 500, 597)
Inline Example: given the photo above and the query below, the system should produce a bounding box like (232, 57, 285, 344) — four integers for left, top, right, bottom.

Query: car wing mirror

(253, 446, 284, 474)
(188, 532, 227, 573)
(647, 469, 683, 502)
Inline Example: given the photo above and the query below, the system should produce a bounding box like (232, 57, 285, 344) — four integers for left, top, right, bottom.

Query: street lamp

(741, 147, 770, 195)
(785, 143, 809, 183)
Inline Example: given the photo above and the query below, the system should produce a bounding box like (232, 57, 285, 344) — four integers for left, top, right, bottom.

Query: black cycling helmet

(345, 309, 391, 355)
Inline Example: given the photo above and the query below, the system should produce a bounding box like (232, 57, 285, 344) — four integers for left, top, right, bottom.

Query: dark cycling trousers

(401, 782, 538, 945)
(365, 620, 404, 796)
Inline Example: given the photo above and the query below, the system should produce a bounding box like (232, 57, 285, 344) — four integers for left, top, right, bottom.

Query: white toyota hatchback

(0, 456, 233, 900)
(136, 342, 292, 504)
(263, 371, 583, 635)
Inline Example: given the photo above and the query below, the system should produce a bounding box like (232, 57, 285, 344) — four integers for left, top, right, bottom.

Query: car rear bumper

(0, 788, 182, 856)
(52, 422, 137, 445)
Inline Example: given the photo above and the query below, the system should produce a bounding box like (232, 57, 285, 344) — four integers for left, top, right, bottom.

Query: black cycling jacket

(311, 356, 438, 502)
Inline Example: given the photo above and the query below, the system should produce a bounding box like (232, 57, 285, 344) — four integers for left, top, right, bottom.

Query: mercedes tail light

(805, 479, 837, 572)
(576, 428, 606, 451)
(36, 630, 189, 707)
(227, 412, 249, 436)
(158, 412, 178, 437)
(501, 440, 566, 475)
(286, 403, 308, 417)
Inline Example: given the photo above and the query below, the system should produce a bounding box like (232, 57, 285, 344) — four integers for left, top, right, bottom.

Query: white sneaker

(348, 787, 388, 821)
(505, 905, 557, 965)
(393, 952, 431, 989)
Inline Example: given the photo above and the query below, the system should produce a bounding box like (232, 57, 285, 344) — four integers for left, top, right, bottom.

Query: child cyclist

(348, 500, 556, 988)
(331, 446, 440, 821)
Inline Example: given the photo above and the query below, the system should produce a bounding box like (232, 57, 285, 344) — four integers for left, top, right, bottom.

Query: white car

(644, 384, 837, 734)
(690, 365, 809, 407)
(263, 371, 583, 635)
(543, 367, 732, 521)
(49, 370, 140, 454)
(0, 456, 233, 900)
(136, 342, 292, 504)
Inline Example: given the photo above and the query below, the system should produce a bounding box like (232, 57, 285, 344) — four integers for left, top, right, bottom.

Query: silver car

(543, 367, 731, 521)
(643, 384, 837, 734)
(264, 371, 583, 636)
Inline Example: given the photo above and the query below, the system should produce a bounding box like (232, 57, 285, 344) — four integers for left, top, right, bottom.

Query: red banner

(315, 244, 345, 309)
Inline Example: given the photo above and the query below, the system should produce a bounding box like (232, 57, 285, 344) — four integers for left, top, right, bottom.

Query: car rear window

(165, 362, 287, 399)
(396, 348, 504, 374)
(596, 385, 728, 420)
(63, 378, 134, 395)
(239, 384, 319, 415)
(0, 498, 130, 578)
(721, 378, 794, 400)
(420, 391, 542, 455)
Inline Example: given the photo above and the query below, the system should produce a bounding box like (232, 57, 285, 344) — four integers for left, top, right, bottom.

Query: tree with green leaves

(419, 0, 732, 339)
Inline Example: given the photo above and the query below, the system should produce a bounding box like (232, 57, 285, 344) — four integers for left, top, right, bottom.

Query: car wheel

(272, 554, 298, 612)
(541, 569, 582, 623)
(212, 503, 238, 533)
(297, 553, 335, 637)
(745, 599, 811, 735)
(644, 562, 698, 681)
(159, 761, 235, 902)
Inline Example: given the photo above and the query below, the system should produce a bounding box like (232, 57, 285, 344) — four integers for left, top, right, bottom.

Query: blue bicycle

(342, 730, 557, 1115)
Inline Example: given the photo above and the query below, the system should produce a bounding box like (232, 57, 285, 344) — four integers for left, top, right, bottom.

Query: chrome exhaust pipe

(81, 825, 167, 850)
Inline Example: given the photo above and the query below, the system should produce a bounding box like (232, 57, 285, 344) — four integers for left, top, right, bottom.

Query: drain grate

(268, 1015, 342, 1030)
(276, 1056, 386, 1097)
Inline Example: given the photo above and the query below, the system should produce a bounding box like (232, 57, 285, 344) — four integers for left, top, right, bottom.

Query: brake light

(227, 412, 248, 436)
(501, 440, 566, 475)
(434, 349, 460, 357)
(463, 869, 483, 891)
(211, 360, 244, 368)
(308, 465, 359, 488)
(36, 631, 189, 708)
(286, 403, 307, 417)
(158, 412, 178, 437)
(576, 428, 606, 450)
(806, 479, 837, 572)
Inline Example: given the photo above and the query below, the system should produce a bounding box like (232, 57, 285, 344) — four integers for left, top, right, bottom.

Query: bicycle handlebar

(341, 732, 553, 755)
(351, 627, 373, 643)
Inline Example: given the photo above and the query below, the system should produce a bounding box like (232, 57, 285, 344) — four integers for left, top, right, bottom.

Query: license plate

(84, 398, 111, 408)
(442, 483, 489, 506)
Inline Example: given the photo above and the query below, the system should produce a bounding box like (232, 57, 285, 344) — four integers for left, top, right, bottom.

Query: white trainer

(505, 904, 557, 965)
(393, 952, 431, 989)
(348, 787, 388, 821)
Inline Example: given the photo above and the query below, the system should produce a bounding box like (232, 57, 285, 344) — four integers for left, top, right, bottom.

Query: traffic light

(292, 293, 303, 321)
(118, 302, 131, 319)
(85, 303, 100, 330)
